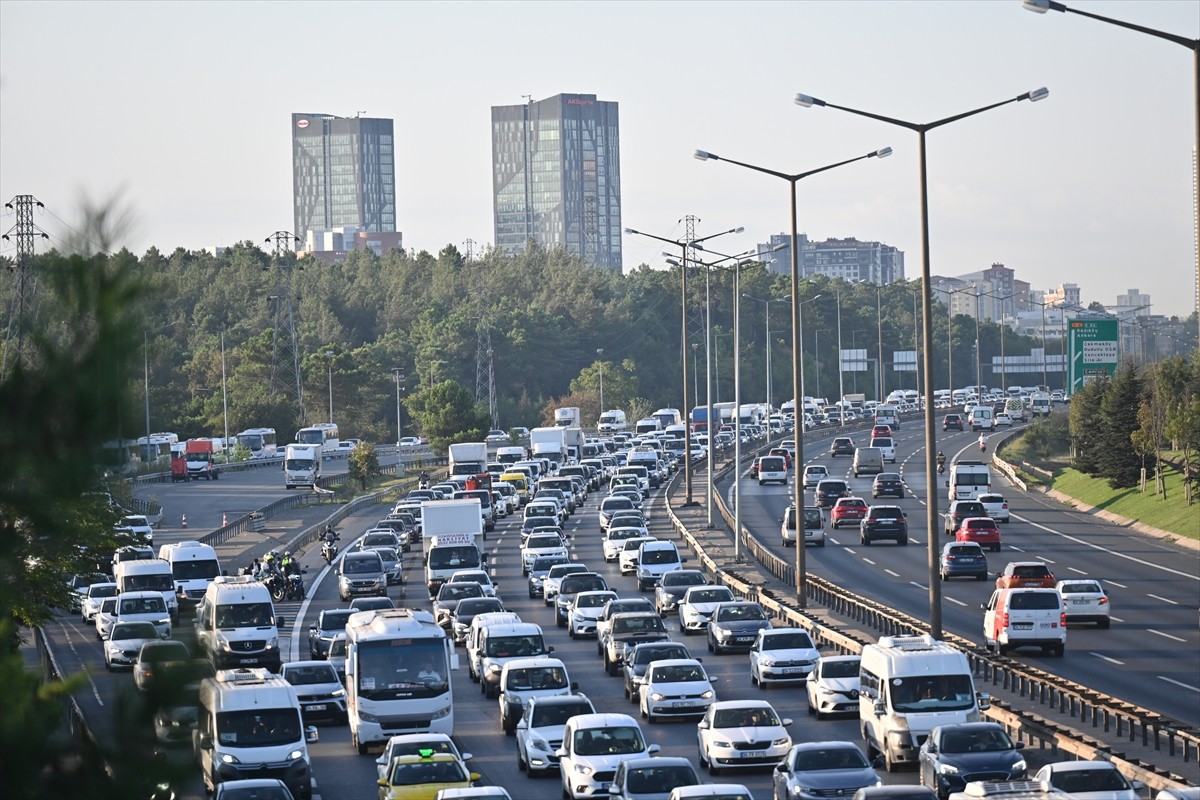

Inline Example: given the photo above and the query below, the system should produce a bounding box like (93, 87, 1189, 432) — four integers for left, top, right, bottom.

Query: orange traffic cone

(181, 514, 188, 529)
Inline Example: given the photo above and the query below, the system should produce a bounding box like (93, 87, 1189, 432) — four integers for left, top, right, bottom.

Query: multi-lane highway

(39, 426, 1199, 799)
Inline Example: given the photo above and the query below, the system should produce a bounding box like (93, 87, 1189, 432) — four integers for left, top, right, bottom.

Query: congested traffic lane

(726, 419, 1200, 727)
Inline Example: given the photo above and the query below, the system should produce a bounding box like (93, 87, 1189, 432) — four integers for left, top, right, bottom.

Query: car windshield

(527, 536, 562, 549)
(427, 546, 480, 571)
(641, 548, 678, 565)
(627, 765, 699, 793)
(438, 584, 483, 601)
(688, 589, 733, 604)
(1050, 768, 1131, 793)
(940, 727, 1014, 753)
(1009, 592, 1060, 610)
(652, 663, 706, 682)
(456, 598, 503, 617)
(531, 701, 593, 727)
(344, 556, 381, 574)
(714, 706, 781, 727)
(284, 664, 339, 685)
(387, 739, 457, 760)
(890, 674, 975, 712)
(763, 632, 813, 650)
(577, 593, 614, 609)
(561, 576, 606, 594)
(140, 642, 189, 662)
(215, 785, 292, 800)
(487, 635, 545, 658)
(717, 605, 765, 621)
(532, 557, 568, 572)
(1013, 565, 1050, 577)
(217, 602, 276, 629)
(613, 616, 666, 634)
(388, 759, 467, 786)
(573, 726, 645, 756)
(792, 746, 870, 771)
(633, 645, 688, 665)
(662, 572, 704, 588)
(822, 659, 860, 679)
(505, 666, 568, 690)
(215, 708, 301, 748)
(1061, 583, 1101, 594)
(120, 596, 166, 615)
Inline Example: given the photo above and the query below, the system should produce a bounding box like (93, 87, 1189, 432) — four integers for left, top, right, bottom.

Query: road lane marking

(1011, 512, 1200, 582)
(1091, 652, 1125, 666)
(1158, 676, 1200, 693)
(947, 597, 967, 607)
(1067, 567, 1088, 575)
(843, 548, 856, 555)
(884, 569, 900, 577)
(1148, 594, 1180, 605)
(863, 558, 876, 566)
(1104, 580, 1128, 589)
(1008, 546, 1025, 552)
(1148, 629, 1187, 643)
(1109, 616, 1124, 623)
(910, 581, 928, 590)
(1040, 557, 1056, 564)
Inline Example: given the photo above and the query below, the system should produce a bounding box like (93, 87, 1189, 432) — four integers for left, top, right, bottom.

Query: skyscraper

(491, 93, 622, 270)
(292, 113, 396, 242)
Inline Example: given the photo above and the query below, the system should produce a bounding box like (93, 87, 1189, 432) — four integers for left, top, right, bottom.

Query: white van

(869, 436, 896, 464)
(983, 588, 1066, 657)
(159, 541, 222, 607)
(597, 410, 628, 435)
(874, 405, 899, 429)
(859, 634, 990, 771)
(195, 576, 283, 672)
(497, 656, 577, 734)
(635, 540, 684, 592)
(194, 667, 317, 799)
(465, 611, 523, 682)
(114, 558, 179, 622)
(969, 406, 994, 431)
(948, 461, 992, 501)
(478, 622, 552, 699)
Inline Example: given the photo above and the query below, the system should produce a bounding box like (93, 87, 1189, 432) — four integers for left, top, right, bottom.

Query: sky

(1, 0, 1197, 317)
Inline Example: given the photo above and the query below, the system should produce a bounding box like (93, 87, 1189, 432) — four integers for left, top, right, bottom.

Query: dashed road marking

(1148, 629, 1186, 643)
(1148, 594, 1180, 606)
(1091, 652, 1125, 666)
(1158, 676, 1200, 693)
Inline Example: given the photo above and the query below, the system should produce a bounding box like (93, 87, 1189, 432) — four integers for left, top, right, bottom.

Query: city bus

(295, 422, 339, 456)
(235, 427, 278, 459)
(344, 608, 457, 753)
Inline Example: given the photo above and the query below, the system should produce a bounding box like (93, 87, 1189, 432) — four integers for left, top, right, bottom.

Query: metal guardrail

(665, 434, 1198, 789)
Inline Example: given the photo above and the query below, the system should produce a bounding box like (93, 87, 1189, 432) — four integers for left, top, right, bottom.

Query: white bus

(235, 427, 278, 459)
(345, 608, 458, 754)
(296, 422, 339, 456)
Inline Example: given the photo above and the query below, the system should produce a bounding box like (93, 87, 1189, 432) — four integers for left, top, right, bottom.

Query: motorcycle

(286, 572, 304, 601)
(321, 539, 338, 564)
(979, 439, 987, 453)
(264, 571, 287, 602)
(937, 462, 946, 475)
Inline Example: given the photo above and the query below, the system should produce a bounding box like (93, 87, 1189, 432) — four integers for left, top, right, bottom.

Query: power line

(2, 194, 50, 377)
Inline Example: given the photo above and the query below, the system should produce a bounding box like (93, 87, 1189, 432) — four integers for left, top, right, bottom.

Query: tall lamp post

(625, 223, 744, 505)
(945, 286, 974, 404)
(143, 321, 177, 463)
(795, 86, 1049, 638)
(694, 146, 891, 605)
(392, 368, 405, 446)
(596, 348, 605, 416)
(741, 294, 789, 411)
(797, 296, 823, 418)
(1022, 0, 1199, 346)
(979, 291, 1018, 392)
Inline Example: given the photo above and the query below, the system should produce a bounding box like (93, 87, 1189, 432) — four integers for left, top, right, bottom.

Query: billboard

(1068, 318, 1119, 395)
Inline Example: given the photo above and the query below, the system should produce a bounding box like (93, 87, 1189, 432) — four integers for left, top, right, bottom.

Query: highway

(38, 429, 1199, 799)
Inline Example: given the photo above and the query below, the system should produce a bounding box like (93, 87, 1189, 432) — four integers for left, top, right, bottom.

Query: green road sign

(1068, 318, 1119, 395)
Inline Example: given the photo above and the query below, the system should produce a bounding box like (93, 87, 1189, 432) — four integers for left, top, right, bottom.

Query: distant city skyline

(0, 1, 1195, 318)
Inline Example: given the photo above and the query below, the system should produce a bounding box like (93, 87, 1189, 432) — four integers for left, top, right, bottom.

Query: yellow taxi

(376, 750, 479, 800)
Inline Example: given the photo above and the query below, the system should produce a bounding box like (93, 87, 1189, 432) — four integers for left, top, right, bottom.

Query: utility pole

(2, 195, 50, 378)
(475, 319, 497, 429)
(265, 231, 304, 423)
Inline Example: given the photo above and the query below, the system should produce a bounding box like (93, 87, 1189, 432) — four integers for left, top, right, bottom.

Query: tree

(1096, 360, 1144, 489)
(347, 440, 380, 490)
(1068, 376, 1107, 474)
(404, 380, 489, 451)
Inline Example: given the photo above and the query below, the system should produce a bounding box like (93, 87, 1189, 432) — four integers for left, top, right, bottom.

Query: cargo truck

(562, 427, 585, 463)
(284, 444, 320, 489)
(529, 427, 567, 468)
(553, 407, 581, 428)
(448, 442, 489, 480)
(185, 438, 222, 480)
(421, 499, 486, 596)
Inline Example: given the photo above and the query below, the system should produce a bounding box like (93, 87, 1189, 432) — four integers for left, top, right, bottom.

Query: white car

(696, 699, 793, 774)
(556, 712, 659, 800)
(542, 563, 589, 605)
(994, 412, 1013, 427)
(449, 569, 499, 598)
(803, 465, 829, 488)
(978, 492, 1010, 523)
(116, 514, 154, 545)
(639, 658, 718, 723)
(81, 581, 118, 622)
(515, 693, 596, 777)
(805, 655, 862, 719)
(1057, 579, 1112, 628)
(748, 627, 820, 686)
(104, 621, 166, 670)
(603, 526, 646, 562)
(521, 533, 568, 575)
(619, 536, 657, 575)
(1034, 760, 1144, 800)
(678, 585, 735, 635)
(94, 597, 119, 640)
(567, 590, 618, 639)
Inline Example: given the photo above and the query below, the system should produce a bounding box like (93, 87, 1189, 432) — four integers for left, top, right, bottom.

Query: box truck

(448, 442, 489, 479)
(185, 438, 222, 481)
(529, 427, 567, 468)
(421, 499, 486, 596)
(553, 407, 581, 428)
(562, 427, 586, 462)
(284, 444, 320, 489)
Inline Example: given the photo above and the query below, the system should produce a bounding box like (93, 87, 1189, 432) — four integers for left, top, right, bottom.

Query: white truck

(529, 427, 567, 469)
(562, 427, 586, 463)
(597, 409, 627, 434)
(651, 408, 682, 428)
(448, 442, 489, 480)
(284, 444, 320, 489)
(553, 407, 581, 428)
(422, 499, 486, 596)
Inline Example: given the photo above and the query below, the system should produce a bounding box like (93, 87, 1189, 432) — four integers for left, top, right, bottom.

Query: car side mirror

(198, 732, 213, 749)
(546, 645, 554, 653)
(977, 692, 991, 710)
(570, 681, 579, 691)
(305, 725, 319, 743)
(1131, 782, 1146, 792)
(872, 756, 885, 769)
(709, 675, 719, 682)
(944, 480, 949, 488)
(377, 778, 388, 787)
(647, 744, 661, 755)
(277, 616, 286, 628)
(873, 701, 886, 717)
(1014, 741, 1025, 750)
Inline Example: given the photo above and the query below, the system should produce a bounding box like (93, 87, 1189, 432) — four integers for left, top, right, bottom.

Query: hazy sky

(1, 0, 1196, 316)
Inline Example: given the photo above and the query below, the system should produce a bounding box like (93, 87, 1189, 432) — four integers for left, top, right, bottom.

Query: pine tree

(1096, 360, 1145, 489)
(1069, 376, 1108, 474)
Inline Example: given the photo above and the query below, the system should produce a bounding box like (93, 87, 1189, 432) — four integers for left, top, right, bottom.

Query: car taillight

(1059, 611, 1067, 628)
(1002, 503, 1008, 510)
(998, 611, 1009, 629)
(1098, 597, 1109, 605)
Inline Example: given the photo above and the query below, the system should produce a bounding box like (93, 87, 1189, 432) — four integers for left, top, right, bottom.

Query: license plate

(1012, 622, 1033, 630)
(1072, 600, 1089, 605)
(673, 700, 697, 707)
(742, 750, 765, 758)
(305, 704, 327, 712)
(238, 658, 257, 664)
(779, 667, 803, 675)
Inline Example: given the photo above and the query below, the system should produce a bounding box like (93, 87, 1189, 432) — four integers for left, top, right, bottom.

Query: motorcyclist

(978, 432, 987, 452)
(419, 471, 431, 489)
(322, 524, 338, 543)
(281, 550, 300, 576)
(936, 451, 946, 473)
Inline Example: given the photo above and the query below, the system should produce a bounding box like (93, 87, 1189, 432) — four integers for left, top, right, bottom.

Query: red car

(995, 561, 1055, 588)
(768, 447, 792, 469)
(871, 425, 893, 439)
(830, 497, 869, 529)
(955, 517, 1001, 551)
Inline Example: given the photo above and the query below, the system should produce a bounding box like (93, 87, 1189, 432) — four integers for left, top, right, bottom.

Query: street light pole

(836, 284, 845, 426)
(596, 348, 605, 416)
(143, 322, 176, 464)
(796, 85, 1049, 639)
(695, 146, 890, 606)
(625, 223, 745, 506)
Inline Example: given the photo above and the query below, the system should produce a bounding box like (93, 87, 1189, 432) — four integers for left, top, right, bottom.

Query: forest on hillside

(0, 239, 1125, 447)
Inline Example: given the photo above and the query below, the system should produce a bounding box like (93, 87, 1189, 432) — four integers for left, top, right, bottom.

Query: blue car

(939, 542, 988, 581)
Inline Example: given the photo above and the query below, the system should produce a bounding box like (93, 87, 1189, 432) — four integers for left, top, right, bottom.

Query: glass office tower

(492, 93, 622, 271)
(292, 113, 396, 240)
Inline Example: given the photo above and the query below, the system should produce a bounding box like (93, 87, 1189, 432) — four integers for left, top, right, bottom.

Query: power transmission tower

(2, 195, 50, 378)
(264, 231, 305, 423)
(463, 238, 474, 261)
(475, 319, 497, 428)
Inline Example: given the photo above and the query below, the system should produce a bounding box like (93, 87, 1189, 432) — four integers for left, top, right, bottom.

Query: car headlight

(488, 664, 502, 674)
(712, 740, 733, 748)
(700, 690, 714, 699)
(358, 710, 378, 722)
(219, 752, 241, 764)
(529, 737, 549, 752)
(774, 737, 791, 747)
(1012, 759, 1027, 774)
(939, 763, 960, 775)
(431, 704, 451, 719)
(759, 656, 775, 667)
(288, 748, 304, 761)
(650, 692, 666, 701)
(332, 688, 346, 698)
(266, 637, 278, 650)
(574, 763, 594, 775)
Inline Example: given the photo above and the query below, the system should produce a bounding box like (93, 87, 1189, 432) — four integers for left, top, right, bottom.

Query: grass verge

(1052, 466, 1199, 541)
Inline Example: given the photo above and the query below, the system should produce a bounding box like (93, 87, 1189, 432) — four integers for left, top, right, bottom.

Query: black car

(829, 437, 855, 457)
(872, 473, 905, 499)
(943, 500, 987, 536)
(307, 608, 355, 658)
(942, 414, 964, 431)
(814, 479, 850, 508)
(860, 505, 908, 546)
(918, 723, 1027, 800)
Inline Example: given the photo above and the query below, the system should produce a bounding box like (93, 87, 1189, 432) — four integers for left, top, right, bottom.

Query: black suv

(814, 479, 850, 508)
(829, 437, 855, 457)
(943, 500, 986, 536)
(872, 473, 905, 499)
(860, 505, 908, 546)
(942, 414, 964, 431)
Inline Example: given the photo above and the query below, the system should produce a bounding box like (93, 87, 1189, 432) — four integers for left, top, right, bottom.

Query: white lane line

(1008, 546, 1024, 552)
(862, 558, 877, 566)
(1040, 557, 1056, 565)
(910, 581, 928, 591)
(1158, 676, 1200, 693)
(1091, 652, 1125, 666)
(1011, 512, 1200, 582)
(947, 597, 967, 607)
(1104, 580, 1128, 589)
(1067, 567, 1088, 575)
(843, 548, 856, 555)
(884, 569, 901, 577)
(1148, 629, 1187, 643)
(1109, 616, 1124, 623)
(1148, 594, 1180, 606)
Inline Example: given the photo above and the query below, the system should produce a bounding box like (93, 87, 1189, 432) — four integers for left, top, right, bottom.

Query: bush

(1009, 413, 1070, 461)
